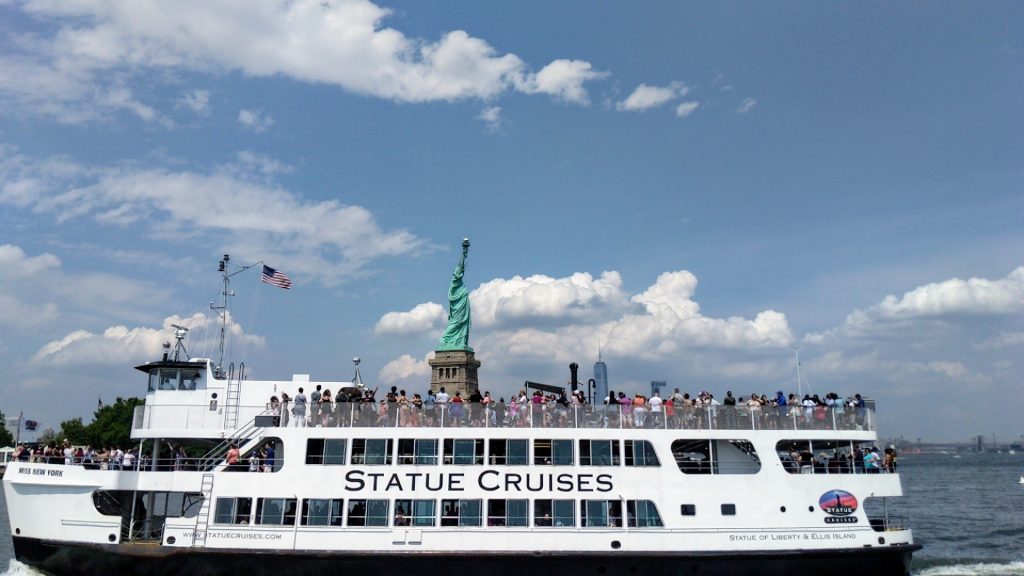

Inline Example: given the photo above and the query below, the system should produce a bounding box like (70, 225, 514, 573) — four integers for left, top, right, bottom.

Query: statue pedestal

(428, 350, 481, 397)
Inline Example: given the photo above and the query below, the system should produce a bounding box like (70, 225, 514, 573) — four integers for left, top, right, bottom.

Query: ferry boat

(3, 263, 920, 576)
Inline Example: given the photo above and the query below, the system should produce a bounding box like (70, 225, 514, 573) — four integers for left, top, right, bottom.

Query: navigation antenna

(210, 254, 260, 379)
(793, 346, 813, 397)
(170, 324, 190, 362)
(352, 357, 363, 388)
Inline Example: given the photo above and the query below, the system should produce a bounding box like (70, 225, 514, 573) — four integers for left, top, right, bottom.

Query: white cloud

(976, 331, 1024, 350)
(0, 244, 61, 277)
(375, 302, 446, 336)
(2, 0, 608, 123)
(811, 267, 1024, 341)
(0, 146, 427, 286)
(477, 105, 503, 133)
(617, 81, 688, 112)
(675, 101, 699, 118)
(736, 97, 757, 114)
(516, 59, 608, 105)
(31, 312, 264, 366)
(472, 271, 630, 328)
(379, 353, 432, 385)
(237, 109, 274, 133)
(176, 89, 210, 116)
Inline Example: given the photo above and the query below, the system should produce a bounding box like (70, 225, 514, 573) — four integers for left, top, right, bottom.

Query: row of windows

(306, 438, 660, 467)
(213, 497, 664, 529)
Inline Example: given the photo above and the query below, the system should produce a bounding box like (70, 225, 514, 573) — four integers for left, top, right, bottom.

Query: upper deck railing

(133, 401, 875, 433)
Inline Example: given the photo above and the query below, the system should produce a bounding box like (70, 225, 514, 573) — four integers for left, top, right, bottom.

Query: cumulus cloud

(2, 0, 607, 123)
(736, 97, 757, 114)
(379, 353, 432, 385)
(0, 146, 426, 285)
(477, 105, 503, 133)
(675, 101, 699, 118)
(617, 81, 688, 112)
(237, 108, 274, 133)
(810, 267, 1024, 341)
(376, 302, 446, 336)
(176, 89, 211, 116)
(32, 312, 264, 366)
(378, 269, 792, 373)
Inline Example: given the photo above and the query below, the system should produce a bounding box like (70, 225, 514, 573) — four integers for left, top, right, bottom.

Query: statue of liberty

(439, 238, 472, 351)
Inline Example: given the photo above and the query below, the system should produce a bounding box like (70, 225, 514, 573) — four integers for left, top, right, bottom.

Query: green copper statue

(439, 238, 472, 351)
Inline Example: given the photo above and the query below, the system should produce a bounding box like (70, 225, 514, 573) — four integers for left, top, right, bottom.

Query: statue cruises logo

(819, 490, 859, 524)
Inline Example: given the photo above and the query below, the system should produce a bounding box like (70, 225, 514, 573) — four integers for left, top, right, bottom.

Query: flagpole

(16, 411, 21, 446)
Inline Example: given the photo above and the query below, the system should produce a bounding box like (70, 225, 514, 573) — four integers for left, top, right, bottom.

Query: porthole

(878, 537, 886, 545)
(808, 506, 814, 512)
(780, 506, 787, 513)
(15, 529, 20, 535)
(610, 540, 621, 550)
(108, 534, 117, 542)
(166, 536, 176, 545)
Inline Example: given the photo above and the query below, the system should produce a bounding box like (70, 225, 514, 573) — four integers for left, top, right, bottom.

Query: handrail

(129, 403, 876, 432)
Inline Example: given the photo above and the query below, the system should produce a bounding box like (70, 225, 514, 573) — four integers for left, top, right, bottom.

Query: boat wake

(915, 561, 1024, 576)
(1, 560, 46, 576)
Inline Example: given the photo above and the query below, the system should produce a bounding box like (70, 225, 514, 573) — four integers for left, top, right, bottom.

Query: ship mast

(210, 254, 259, 379)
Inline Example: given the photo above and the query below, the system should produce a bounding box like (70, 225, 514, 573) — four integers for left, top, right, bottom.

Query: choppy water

(2, 452, 1022, 575)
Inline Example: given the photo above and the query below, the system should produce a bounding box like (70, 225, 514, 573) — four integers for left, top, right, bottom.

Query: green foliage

(59, 417, 91, 446)
(86, 397, 145, 449)
(0, 410, 14, 447)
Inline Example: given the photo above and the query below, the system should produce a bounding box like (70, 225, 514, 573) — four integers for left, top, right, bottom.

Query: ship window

(776, 440, 864, 474)
(534, 439, 573, 465)
(487, 499, 528, 526)
(302, 499, 344, 526)
(671, 439, 760, 474)
(441, 499, 483, 527)
(179, 368, 201, 390)
(488, 439, 528, 465)
(398, 438, 438, 465)
(444, 439, 484, 465)
(721, 504, 736, 516)
(582, 500, 622, 527)
(158, 368, 179, 391)
(347, 499, 389, 527)
(580, 440, 620, 466)
(627, 500, 663, 527)
(680, 504, 696, 516)
(534, 499, 575, 527)
(306, 439, 347, 465)
(351, 439, 393, 465)
(394, 499, 436, 527)
(213, 497, 252, 524)
(624, 440, 660, 467)
(256, 498, 297, 525)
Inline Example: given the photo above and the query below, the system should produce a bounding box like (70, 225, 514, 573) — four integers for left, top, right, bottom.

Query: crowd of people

(265, 385, 871, 431)
(11, 441, 143, 469)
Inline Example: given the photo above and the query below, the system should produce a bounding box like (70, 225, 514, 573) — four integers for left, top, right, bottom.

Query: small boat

(1018, 476, 1024, 485)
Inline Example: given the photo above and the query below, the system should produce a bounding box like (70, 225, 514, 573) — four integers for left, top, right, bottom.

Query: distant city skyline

(0, 1, 1021, 443)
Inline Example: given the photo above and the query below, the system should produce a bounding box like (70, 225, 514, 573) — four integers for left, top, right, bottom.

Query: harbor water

(2, 452, 1022, 575)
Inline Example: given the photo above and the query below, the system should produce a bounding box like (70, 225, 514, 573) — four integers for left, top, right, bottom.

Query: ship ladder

(192, 473, 215, 547)
(224, 363, 244, 429)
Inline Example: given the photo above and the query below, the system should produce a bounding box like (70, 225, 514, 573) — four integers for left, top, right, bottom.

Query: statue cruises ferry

(5, 354, 919, 576)
(3, 253, 919, 575)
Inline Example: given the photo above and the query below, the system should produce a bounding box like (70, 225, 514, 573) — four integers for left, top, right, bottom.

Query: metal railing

(131, 402, 875, 432)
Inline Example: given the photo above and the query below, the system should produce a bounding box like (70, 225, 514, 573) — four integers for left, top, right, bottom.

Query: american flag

(261, 265, 292, 289)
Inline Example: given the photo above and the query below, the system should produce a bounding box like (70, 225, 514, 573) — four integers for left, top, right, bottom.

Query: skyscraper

(593, 348, 608, 404)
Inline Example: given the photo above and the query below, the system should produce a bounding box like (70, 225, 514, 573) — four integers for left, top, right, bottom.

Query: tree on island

(0, 409, 14, 446)
(85, 397, 144, 449)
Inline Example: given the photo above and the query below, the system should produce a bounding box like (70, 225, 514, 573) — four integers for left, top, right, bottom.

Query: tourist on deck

(310, 385, 322, 427)
(226, 443, 241, 471)
(648, 392, 663, 428)
(292, 387, 308, 428)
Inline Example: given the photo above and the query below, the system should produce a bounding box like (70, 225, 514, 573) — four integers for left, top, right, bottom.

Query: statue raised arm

(438, 238, 472, 351)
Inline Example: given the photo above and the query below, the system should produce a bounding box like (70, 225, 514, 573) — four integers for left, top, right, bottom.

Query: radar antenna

(170, 324, 190, 362)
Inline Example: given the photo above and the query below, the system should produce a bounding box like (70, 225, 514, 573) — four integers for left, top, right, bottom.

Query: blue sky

(0, 1, 1021, 442)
